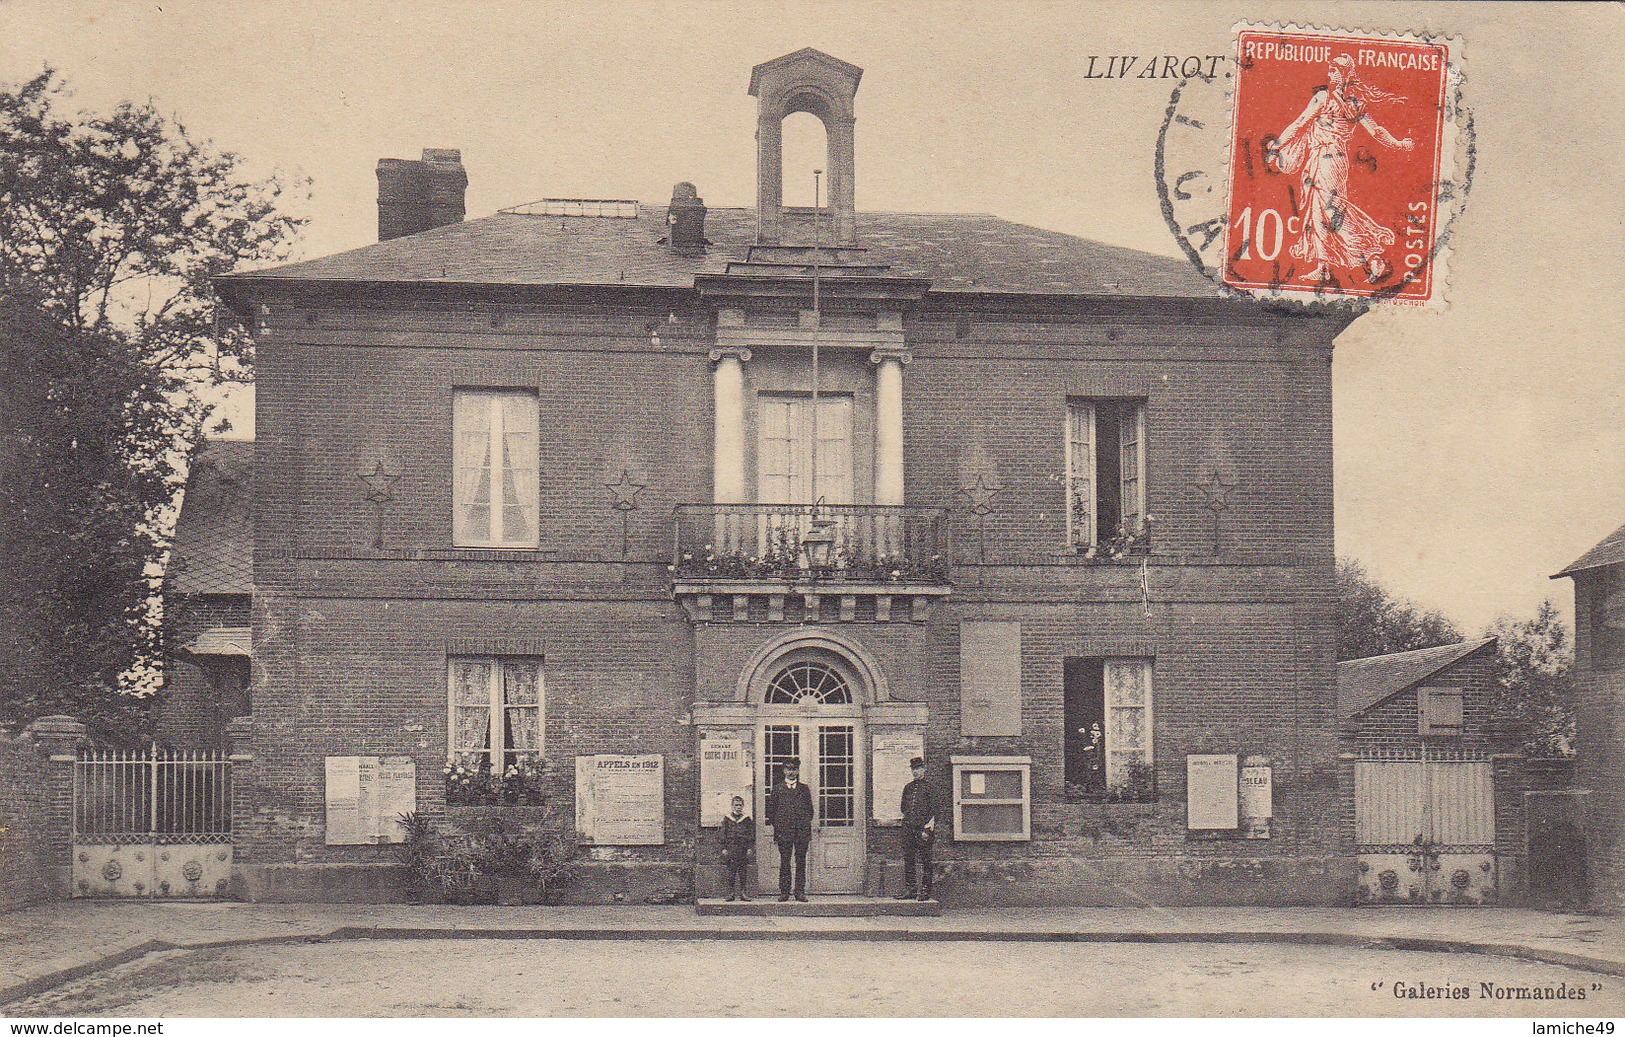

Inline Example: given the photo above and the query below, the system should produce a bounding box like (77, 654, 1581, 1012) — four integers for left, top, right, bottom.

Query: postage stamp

(1221, 25, 1462, 305)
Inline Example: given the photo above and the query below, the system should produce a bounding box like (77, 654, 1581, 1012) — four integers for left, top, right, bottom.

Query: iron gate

(1355, 753, 1496, 904)
(72, 747, 233, 898)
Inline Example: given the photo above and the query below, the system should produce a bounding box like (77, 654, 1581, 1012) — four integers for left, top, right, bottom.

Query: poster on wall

(575, 754, 665, 845)
(871, 732, 925, 824)
(1185, 754, 1239, 830)
(1239, 757, 1273, 840)
(699, 733, 753, 828)
(325, 755, 417, 844)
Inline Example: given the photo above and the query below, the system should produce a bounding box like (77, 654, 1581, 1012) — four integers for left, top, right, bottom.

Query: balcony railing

(671, 504, 951, 584)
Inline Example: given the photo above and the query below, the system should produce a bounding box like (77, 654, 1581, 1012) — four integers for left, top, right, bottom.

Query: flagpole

(811, 169, 822, 509)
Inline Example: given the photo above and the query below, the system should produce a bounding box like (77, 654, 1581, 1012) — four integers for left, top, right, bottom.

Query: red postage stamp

(1223, 26, 1460, 305)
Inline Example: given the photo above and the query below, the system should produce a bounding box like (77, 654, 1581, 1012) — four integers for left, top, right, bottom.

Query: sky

(3, 0, 1620, 633)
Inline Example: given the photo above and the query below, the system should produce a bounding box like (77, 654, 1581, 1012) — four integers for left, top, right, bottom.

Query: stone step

(696, 895, 941, 917)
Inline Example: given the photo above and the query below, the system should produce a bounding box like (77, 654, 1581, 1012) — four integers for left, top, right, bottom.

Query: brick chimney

(376, 148, 467, 242)
(667, 182, 706, 253)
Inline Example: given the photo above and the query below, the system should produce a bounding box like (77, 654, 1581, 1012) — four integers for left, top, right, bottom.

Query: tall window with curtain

(453, 389, 539, 547)
(448, 657, 543, 771)
(1065, 398, 1147, 549)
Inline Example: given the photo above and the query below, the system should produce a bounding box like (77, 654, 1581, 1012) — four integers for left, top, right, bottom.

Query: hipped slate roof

(1336, 638, 1497, 720)
(219, 207, 1218, 299)
(166, 440, 253, 595)
(1554, 520, 1625, 578)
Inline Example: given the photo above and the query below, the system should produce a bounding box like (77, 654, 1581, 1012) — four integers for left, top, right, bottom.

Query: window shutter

(1066, 402, 1096, 548)
(960, 621, 1022, 736)
(1419, 686, 1464, 737)
(1119, 403, 1146, 532)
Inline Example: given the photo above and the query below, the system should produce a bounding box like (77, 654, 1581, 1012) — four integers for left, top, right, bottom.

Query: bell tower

(748, 48, 863, 247)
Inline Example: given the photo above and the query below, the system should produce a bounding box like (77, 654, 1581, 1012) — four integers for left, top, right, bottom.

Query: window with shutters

(1065, 399, 1147, 550)
(1064, 657, 1155, 801)
(453, 389, 539, 547)
(448, 657, 544, 770)
(1417, 685, 1464, 738)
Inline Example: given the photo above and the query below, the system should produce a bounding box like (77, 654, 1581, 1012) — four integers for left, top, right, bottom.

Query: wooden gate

(1355, 754, 1497, 904)
(72, 747, 233, 898)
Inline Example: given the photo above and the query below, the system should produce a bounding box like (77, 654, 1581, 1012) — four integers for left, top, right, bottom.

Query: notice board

(871, 732, 925, 824)
(699, 733, 753, 828)
(575, 754, 665, 845)
(960, 621, 1022, 736)
(1185, 754, 1239, 830)
(325, 755, 417, 844)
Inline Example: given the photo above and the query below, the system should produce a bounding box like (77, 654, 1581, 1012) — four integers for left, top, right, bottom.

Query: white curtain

(452, 392, 493, 544)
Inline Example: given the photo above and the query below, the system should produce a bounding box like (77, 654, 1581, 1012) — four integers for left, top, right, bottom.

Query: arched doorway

(747, 640, 872, 894)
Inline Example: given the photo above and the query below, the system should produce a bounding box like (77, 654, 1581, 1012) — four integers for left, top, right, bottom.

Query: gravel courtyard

(9, 937, 1618, 1017)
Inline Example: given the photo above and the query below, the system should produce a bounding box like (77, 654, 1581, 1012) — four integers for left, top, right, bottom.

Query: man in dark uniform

(766, 757, 814, 902)
(896, 756, 938, 901)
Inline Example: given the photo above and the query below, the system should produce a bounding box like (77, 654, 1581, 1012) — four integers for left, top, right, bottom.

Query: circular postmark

(1155, 25, 1474, 308)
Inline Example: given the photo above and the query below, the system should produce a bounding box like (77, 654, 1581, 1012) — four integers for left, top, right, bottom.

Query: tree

(1486, 600, 1576, 757)
(1335, 556, 1462, 661)
(0, 69, 305, 744)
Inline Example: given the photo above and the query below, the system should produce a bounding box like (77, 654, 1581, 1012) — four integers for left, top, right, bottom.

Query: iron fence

(74, 747, 232, 844)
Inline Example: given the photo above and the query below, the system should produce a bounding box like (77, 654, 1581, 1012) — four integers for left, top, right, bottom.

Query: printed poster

(576, 754, 664, 845)
(699, 733, 752, 828)
(871, 732, 925, 824)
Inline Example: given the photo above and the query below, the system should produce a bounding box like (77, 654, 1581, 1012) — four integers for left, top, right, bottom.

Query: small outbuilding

(1338, 638, 1529, 904)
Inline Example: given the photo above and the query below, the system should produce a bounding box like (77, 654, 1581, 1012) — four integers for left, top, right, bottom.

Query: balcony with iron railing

(669, 503, 952, 623)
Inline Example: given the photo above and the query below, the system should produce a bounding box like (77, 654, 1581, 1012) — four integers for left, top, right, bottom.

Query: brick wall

(1573, 566, 1625, 910)
(0, 720, 82, 911)
(159, 593, 252, 751)
(242, 292, 1349, 904)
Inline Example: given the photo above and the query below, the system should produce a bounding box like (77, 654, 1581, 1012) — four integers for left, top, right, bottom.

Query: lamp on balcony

(801, 499, 838, 571)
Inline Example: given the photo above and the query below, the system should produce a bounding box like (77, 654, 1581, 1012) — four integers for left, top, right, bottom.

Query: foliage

(1066, 763, 1157, 804)
(1486, 600, 1576, 756)
(395, 810, 578, 905)
(0, 69, 305, 742)
(443, 752, 549, 806)
(1335, 557, 1462, 661)
(1080, 515, 1154, 564)
(672, 530, 949, 584)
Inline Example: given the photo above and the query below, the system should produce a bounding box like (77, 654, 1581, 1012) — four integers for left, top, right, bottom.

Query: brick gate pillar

(26, 716, 88, 900)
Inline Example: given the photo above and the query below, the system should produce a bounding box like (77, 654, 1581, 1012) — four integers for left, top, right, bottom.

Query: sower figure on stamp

(720, 794, 755, 901)
(766, 757, 814, 902)
(895, 756, 939, 901)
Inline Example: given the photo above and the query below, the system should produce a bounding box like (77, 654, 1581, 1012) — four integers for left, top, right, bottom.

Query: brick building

(1556, 519, 1625, 911)
(211, 48, 1360, 905)
(1337, 638, 1531, 904)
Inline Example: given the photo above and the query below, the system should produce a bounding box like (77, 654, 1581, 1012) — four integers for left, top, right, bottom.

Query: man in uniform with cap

(766, 757, 814, 901)
(896, 756, 938, 901)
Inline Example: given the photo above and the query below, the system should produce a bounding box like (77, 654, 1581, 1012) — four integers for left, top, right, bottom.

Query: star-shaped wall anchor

(1195, 469, 1239, 555)
(358, 461, 401, 504)
(606, 469, 646, 512)
(1195, 470, 1238, 511)
(958, 471, 1003, 516)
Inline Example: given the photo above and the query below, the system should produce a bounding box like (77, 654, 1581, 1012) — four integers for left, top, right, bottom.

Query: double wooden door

(755, 714, 866, 894)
